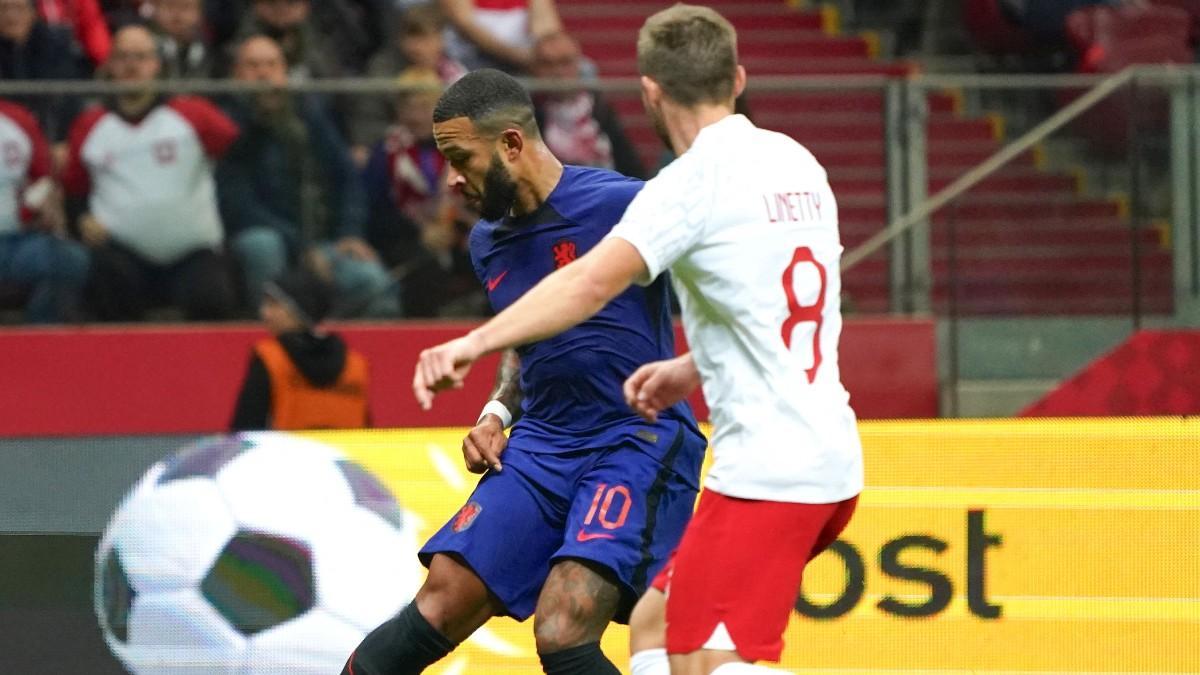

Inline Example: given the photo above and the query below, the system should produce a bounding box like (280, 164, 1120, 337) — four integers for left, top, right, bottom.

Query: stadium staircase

(560, 0, 1173, 317)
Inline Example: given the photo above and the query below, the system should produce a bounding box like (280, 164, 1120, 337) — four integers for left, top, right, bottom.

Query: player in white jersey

(413, 5, 862, 675)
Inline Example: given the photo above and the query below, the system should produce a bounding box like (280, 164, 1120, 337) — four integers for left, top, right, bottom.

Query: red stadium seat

(1149, 0, 1200, 44)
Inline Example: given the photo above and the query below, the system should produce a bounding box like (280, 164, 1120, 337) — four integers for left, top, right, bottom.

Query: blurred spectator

(230, 267, 371, 431)
(388, 3, 466, 83)
(149, 0, 213, 78)
(230, 0, 368, 78)
(530, 31, 645, 178)
(0, 0, 87, 141)
(310, 0, 390, 73)
(63, 25, 239, 320)
(100, 0, 151, 29)
(36, 0, 110, 67)
(217, 35, 400, 318)
(1000, 0, 1126, 40)
(0, 99, 88, 322)
(203, 0, 243, 53)
(439, 0, 561, 72)
(349, 2, 465, 159)
(362, 66, 482, 316)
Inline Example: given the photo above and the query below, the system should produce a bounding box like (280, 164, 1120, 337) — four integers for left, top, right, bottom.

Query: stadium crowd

(0, 0, 644, 323)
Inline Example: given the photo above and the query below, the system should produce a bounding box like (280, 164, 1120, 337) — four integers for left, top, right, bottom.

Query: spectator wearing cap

(229, 267, 371, 431)
(530, 31, 645, 179)
(63, 24, 240, 321)
(217, 35, 399, 318)
(349, 2, 466, 163)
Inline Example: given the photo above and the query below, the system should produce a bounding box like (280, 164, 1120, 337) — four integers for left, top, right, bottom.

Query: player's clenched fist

(412, 333, 486, 410)
(462, 413, 508, 473)
(623, 353, 702, 422)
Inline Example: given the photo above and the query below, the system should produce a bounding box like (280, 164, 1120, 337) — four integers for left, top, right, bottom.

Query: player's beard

(479, 152, 519, 221)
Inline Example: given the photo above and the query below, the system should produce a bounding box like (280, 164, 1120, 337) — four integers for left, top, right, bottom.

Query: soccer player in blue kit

(341, 69, 707, 675)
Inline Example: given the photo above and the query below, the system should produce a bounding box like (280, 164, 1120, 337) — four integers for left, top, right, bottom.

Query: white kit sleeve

(606, 157, 714, 284)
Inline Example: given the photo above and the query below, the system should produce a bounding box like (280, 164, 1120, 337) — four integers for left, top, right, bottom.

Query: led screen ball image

(95, 433, 420, 674)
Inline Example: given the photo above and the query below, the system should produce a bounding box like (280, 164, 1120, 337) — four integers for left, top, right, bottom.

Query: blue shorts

(418, 417, 704, 622)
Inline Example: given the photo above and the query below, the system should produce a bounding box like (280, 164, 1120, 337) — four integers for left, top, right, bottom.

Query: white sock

(629, 648, 669, 675)
(711, 662, 793, 674)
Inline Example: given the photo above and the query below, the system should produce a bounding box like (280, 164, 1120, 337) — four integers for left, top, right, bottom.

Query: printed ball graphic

(95, 433, 420, 673)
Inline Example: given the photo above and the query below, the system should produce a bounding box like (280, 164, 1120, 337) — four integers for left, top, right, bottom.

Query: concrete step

(947, 379, 1059, 417)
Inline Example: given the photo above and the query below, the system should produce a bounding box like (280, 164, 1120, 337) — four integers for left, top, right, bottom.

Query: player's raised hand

(413, 333, 485, 410)
(462, 413, 508, 473)
(624, 353, 702, 423)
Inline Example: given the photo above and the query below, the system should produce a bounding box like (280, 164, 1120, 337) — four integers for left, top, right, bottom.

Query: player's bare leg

(628, 588, 668, 675)
(341, 553, 505, 674)
(629, 587, 666, 653)
(668, 650, 752, 675)
(533, 558, 623, 674)
(414, 553, 505, 641)
(668, 651, 795, 675)
(630, 592, 792, 675)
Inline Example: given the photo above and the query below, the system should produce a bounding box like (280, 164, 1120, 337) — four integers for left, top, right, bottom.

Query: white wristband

(478, 400, 512, 428)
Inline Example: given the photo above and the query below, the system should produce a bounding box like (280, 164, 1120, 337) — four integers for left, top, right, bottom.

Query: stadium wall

(1, 418, 1196, 673)
(0, 318, 936, 437)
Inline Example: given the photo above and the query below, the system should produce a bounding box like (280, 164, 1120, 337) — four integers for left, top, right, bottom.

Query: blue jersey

(469, 165, 701, 452)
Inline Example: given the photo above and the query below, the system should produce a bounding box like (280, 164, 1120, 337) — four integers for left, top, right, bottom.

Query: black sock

(341, 603, 455, 675)
(538, 642, 621, 675)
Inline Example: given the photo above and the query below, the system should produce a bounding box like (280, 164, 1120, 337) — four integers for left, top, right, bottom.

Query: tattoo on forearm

(490, 349, 523, 421)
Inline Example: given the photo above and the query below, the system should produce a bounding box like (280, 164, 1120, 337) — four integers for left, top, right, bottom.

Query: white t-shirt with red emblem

(63, 96, 238, 264)
(0, 101, 51, 235)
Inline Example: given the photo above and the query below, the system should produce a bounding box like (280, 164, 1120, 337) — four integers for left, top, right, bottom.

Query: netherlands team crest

(552, 239, 578, 269)
(452, 501, 483, 532)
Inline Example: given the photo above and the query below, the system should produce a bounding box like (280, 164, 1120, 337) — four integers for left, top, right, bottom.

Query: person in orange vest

(230, 268, 370, 430)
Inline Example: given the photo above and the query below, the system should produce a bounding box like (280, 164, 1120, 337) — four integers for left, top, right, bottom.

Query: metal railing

(2, 66, 1197, 323)
(852, 67, 1200, 322)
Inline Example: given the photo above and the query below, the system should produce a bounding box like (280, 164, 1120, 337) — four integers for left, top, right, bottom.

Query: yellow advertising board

(307, 417, 1200, 674)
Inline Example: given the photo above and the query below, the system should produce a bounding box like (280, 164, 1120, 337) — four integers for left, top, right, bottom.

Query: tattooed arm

(488, 349, 523, 426)
(461, 349, 521, 474)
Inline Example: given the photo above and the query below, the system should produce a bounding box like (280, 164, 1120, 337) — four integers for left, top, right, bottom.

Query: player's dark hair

(432, 68, 540, 139)
(638, 4, 738, 106)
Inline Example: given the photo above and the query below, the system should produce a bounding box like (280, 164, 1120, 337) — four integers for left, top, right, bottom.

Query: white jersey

(608, 114, 863, 503)
(0, 101, 48, 235)
(63, 97, 236, 265)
